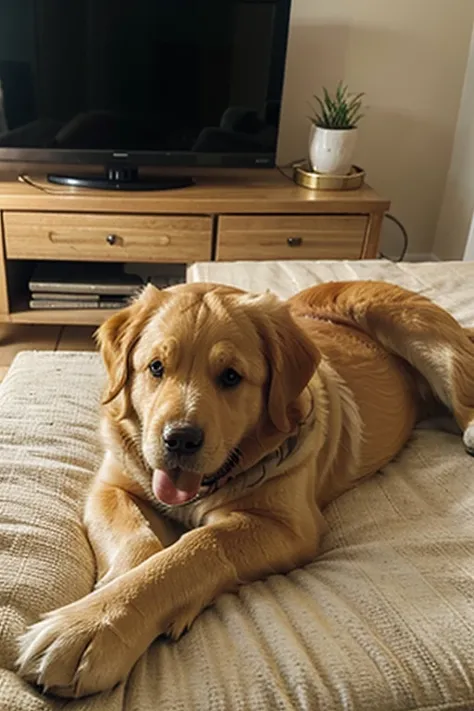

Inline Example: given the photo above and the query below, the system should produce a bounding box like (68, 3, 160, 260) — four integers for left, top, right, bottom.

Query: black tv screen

(0, 0, 292, 170)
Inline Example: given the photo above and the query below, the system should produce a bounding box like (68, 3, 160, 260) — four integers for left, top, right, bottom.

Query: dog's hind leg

(360, 291, 474, 454)
(291, 281, 474, 453)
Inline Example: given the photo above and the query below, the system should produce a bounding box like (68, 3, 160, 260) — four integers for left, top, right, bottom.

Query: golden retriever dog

(17, 280, 474, 697)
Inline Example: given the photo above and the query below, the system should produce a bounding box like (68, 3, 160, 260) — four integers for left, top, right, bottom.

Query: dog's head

(97, 282, 319, 506)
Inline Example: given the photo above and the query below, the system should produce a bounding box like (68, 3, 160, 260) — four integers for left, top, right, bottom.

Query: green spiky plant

(309, 82, 365, 130)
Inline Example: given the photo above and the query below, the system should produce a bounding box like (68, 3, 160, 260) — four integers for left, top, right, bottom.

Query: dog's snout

(163, 424, 204, 456)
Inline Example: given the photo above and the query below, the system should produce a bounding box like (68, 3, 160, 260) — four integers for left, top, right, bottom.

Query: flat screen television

(0, 0, 292, 190)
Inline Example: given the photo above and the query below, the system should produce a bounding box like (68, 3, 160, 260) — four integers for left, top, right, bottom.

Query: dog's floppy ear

(247, 293, 320, 433)
(96, 284, 165, 407)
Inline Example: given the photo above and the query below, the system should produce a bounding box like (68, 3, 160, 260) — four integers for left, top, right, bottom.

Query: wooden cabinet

(0, 172, 389, 326)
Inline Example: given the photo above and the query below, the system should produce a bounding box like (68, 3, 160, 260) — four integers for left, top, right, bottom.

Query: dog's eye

(219, 368, 242, 389)
(149, 359, 164, 378)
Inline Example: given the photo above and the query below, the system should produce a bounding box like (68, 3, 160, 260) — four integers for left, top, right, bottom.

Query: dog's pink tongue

(152, 469, 201, 506)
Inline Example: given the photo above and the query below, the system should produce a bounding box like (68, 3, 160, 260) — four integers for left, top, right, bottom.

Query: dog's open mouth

(152, 448, 242, 507)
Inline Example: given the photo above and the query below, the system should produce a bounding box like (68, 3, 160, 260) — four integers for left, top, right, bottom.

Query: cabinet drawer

(216, 215, 368, 261)
(4, 212, 212, 263)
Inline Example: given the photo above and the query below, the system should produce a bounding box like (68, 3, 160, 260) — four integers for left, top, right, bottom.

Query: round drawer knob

(106, 234, 117, 245)
(287, 236, 302, 247)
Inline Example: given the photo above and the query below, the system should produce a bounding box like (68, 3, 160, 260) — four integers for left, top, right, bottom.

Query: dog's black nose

(163, 424, 204, 455)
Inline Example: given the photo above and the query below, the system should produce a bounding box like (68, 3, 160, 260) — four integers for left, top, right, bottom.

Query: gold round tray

(292, 162, 365, 191)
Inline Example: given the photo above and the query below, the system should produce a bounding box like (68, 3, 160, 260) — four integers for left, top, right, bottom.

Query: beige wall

(433, 25, 474, 260)
(277, 0, 474, 257)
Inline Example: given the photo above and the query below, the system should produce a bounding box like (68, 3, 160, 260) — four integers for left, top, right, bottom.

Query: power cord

(379, 213, 408, 263)
(276, 161, 298, 182)
(18, 173, 76, 195)
(276, 160, 409, 262)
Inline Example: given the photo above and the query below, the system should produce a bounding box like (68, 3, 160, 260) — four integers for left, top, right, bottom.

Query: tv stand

(0, 171, 390, 328)
(48, 166, 194, 192)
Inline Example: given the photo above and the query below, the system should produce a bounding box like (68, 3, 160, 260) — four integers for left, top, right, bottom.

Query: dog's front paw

(17, 591, 150, 697)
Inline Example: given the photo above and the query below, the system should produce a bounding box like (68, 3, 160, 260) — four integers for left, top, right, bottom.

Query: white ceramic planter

(309, 125, 358, 175)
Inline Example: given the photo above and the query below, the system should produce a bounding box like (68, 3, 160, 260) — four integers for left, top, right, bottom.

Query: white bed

(1, 259, 473, 710)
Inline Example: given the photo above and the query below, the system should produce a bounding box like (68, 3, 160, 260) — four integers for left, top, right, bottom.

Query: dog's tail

(289, 281, 474, 439)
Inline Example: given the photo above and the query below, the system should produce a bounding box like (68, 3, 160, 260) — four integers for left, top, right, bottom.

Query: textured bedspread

(0, 259, 473, 710)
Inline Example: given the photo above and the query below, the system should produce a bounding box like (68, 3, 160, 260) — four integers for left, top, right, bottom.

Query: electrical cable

(276, 163, 295, 183)
(276, 158, 305, 184)
(379, 213, 408, 262)
(18, 173, 74, 195)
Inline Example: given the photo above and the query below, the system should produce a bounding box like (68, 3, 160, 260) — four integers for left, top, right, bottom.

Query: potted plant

(308, 82, 364, 175)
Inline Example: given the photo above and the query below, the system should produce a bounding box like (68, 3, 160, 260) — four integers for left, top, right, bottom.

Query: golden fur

(17, 280, 474, 697)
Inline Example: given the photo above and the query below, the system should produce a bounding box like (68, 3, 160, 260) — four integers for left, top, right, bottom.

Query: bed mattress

(1, 259, 473, 710)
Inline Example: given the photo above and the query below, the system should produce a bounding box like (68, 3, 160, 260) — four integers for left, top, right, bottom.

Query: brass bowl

(293, 162, 365, 191)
